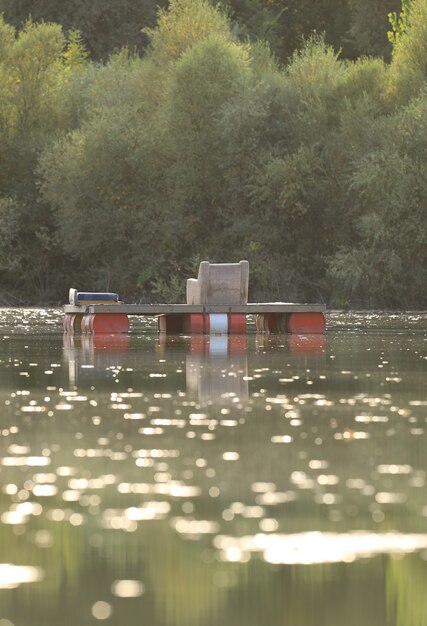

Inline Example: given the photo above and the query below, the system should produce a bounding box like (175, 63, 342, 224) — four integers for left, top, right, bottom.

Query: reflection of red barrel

(229, 336, 247, 351)
(289, 334, 325, 352)
(190, 336, 205, 353)
(63, 313, 71, 332)
(81, 313, 129, 334)
(90, 334, 129, 351)
(287, 312, 325, 334)
(62, 332, 76, 350)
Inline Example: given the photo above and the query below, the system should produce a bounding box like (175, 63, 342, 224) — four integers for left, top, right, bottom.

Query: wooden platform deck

(63, 302, 326, 315)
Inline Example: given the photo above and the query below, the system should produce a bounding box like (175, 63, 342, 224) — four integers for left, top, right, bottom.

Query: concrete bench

(186, 260, 249, 305)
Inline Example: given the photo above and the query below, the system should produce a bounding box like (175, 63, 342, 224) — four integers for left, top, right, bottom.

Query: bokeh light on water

(0, 308, 426, 625)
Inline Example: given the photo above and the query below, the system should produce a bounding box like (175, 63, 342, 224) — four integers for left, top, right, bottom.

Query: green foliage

(337, 57, 389, 110)
(393, 0, 427, 73)
(39, 47, 175, 297)
(285, 37, 345, 144)
(164, 36, 251, 206)
(0, 196, 66, 301)
(287, 36, 344, 99)
(328, 92, 427, 308)
(388, 0, 412, 47)
(0, 18, 64, 138)
(0, 0, 166, 60)
(253, 0, 353, 61)
(0, 0, 409, 64)
(390, 0, 427, 103)
(250, 147, 326, 219)
(1, 0, 427, 306)
(0, 18, 91, 302)
(145, 0, 232, 67)
(219, 0, 286, 57)
(62, 29, 90, 70)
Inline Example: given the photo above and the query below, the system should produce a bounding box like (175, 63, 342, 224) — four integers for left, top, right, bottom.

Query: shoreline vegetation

(0, 0, 426, 309)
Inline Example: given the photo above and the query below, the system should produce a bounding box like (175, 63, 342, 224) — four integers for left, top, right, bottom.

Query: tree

(0, 18, 90, 301)
(0, 0, 167, 60)
(2, 0, 427, 306)
(39, 51, 166, 296)
(162, 36, 251, 248)
(391, 0, 427, 91)
(388, 0, 413, 48)
(328, 92, 427, 307)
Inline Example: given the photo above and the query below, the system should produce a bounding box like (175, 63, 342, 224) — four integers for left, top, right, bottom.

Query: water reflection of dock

(186, 336, 249, 406)
(63, 333, 130, 387)
(63, 332, 326, 402)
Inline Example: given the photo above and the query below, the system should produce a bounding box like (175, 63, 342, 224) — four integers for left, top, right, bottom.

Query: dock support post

(255, 313, 287, 333)
(158, 314, 184, 333)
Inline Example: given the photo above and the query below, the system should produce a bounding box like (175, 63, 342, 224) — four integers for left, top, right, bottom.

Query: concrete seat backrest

(186, 260, 249, 305)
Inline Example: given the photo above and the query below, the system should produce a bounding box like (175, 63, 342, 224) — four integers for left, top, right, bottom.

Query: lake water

(0, 309, 426, 626)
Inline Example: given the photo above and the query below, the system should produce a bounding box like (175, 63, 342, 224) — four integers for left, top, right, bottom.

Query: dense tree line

(0, 0, 426, 307)
(0, 0, 400, 62)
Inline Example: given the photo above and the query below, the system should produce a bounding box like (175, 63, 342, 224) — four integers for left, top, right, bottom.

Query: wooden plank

(88, 304, 205, 314)
(64, 305, 88, 313)
(64, 302, 326, 315)
(240, 303, 326, 313)
(64, 304, 201, 314)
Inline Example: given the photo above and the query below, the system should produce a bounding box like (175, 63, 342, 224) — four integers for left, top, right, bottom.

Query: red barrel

(183, 314, 205, 334)
(228, 313, 246, 334)
(89, 313, 129, 334)
(286, 312, 325, 334)
(63, 313, 72, 332)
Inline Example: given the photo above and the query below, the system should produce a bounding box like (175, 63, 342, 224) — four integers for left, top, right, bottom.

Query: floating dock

(63, 302, 326, 335)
